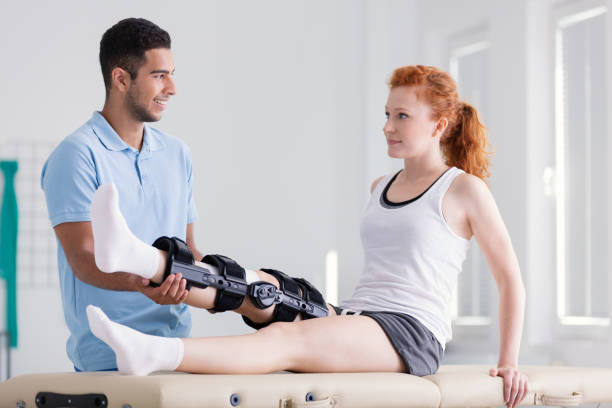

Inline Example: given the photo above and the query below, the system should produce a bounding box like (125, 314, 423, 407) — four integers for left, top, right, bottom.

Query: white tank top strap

(417, 166, 462, 207)
(430, 167, 465, 196)
(372, 172, 396, 198)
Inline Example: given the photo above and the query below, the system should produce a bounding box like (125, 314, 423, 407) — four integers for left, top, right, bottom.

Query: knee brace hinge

(248, 281, 328, 319)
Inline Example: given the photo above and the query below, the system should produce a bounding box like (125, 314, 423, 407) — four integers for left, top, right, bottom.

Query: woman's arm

(453, 174, 528, 408)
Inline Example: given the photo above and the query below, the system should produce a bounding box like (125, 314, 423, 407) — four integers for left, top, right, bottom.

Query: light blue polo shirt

(41, 112, 198, 371)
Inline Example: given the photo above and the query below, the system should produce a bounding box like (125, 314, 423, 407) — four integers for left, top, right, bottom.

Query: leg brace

(152, 236, 247, 312)
(151, 236, 329, 321)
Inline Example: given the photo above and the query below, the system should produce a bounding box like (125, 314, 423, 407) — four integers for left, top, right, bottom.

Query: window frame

(552, 0, 610, 341)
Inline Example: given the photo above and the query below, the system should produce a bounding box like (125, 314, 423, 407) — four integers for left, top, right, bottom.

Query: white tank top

(341, 167, 470, 349)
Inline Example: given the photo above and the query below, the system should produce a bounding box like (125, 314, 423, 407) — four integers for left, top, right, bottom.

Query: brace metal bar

(169, 261, 249, 296)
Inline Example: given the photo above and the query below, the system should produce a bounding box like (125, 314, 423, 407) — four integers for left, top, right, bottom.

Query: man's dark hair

(99, 18, 171, 94)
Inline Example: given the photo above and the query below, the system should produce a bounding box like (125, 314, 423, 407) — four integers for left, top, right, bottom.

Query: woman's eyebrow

(386, 106, 413, 111)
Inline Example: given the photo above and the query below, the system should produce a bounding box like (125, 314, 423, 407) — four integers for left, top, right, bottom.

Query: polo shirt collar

(142, 124, 166, 152)
(90, 111, 166, 153)
(90, 111, 129, 151)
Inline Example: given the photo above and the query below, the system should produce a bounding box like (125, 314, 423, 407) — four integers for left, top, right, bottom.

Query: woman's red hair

(388, 65, 493, 181)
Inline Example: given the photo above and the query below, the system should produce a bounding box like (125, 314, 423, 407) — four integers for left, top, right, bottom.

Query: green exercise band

(0, 160, 18, 348)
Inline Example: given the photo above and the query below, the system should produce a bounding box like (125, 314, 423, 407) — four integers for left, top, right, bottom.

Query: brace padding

(150, 236, 195, 288)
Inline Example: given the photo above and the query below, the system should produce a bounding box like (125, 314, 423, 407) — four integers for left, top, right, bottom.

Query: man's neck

(100, 104, 145, 151)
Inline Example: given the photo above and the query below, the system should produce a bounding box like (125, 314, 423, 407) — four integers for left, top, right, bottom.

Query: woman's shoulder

(447, 171, 490, 202)
(370, 175, 387, 194)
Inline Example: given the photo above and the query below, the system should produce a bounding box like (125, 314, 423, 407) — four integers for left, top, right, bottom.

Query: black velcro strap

(293, 278, 327, 319)
(150, 236, 194, 287)
(259, 268, 302, 323)
(203, 254, 246, 312)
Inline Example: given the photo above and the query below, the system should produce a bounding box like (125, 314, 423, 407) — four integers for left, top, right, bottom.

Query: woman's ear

(433, 117, 448, 137)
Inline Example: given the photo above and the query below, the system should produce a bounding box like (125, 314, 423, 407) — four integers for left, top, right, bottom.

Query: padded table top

(428, 365, 612, 407)
(0, 371, 441, 408)
(1, 365, 612, 408)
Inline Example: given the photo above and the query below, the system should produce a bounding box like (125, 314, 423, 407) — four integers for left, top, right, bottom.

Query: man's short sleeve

(185, 144, 198, 224)
(41, 140, 98, 227)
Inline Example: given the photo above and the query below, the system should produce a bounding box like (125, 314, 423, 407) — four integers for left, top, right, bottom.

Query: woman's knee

(257, 321, 305, 367)
(258, 321, 299, 341)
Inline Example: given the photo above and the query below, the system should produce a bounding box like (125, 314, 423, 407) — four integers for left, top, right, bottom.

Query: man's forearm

(70, 250, 140, 291)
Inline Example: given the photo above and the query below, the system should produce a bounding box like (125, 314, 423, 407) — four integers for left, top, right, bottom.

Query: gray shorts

(332, 306, 443, 376)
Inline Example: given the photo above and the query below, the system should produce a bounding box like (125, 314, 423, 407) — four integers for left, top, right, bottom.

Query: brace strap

(150, 238, 248, 312)
(163, 253, 248, 311)
(202, 254, 248, 312)
(293, 277, 327, 317)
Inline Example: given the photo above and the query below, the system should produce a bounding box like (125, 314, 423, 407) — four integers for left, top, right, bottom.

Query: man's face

(125, 48, 176, 122)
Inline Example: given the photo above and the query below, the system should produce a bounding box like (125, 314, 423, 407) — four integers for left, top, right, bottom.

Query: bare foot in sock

(91, 183, 162, 279)
(86, 305, 184, 376)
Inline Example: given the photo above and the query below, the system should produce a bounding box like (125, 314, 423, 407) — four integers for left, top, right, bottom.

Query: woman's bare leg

(87, 305, 403, 375)
(179, 315, 404, 374)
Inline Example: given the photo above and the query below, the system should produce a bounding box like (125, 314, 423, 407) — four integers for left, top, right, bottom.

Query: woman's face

(383, 86, 441, 159)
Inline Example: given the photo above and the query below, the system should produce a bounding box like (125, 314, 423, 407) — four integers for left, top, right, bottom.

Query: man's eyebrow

(150, 69, 175, 75)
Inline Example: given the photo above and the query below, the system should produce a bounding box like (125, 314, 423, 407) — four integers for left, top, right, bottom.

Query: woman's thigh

(272, 315, 405, 373)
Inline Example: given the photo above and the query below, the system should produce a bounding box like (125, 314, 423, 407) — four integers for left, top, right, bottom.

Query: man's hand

(136, 273, 189, 305)
(489, 366, 529, 408)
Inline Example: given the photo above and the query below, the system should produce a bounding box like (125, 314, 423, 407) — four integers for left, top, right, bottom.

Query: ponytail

(441, 102, 493, 182)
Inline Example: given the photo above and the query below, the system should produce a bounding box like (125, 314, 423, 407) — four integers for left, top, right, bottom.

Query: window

(554, 4, 608, 327)
(449, 30, 494, 327)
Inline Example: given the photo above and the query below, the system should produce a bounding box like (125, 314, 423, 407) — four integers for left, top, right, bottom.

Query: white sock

(86, 305, 184, 376)
(91, 183, 162, 279)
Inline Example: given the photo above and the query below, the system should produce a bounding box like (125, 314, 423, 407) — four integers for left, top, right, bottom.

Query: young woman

(86, 65, 527, 408)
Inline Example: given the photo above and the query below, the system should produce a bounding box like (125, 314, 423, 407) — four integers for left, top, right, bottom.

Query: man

(41, 18, 201, 371)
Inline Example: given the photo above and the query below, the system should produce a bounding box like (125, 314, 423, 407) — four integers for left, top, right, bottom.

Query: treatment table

(0, 365, 611, 407)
